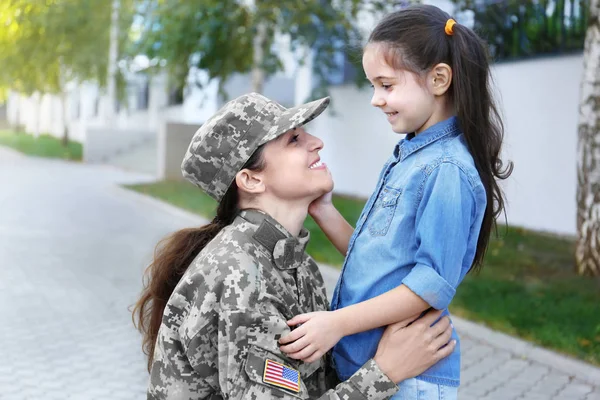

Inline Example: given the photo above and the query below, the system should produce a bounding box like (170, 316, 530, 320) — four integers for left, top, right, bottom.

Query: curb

(451, 316, 600, 386)
(111, 185, 208, 226)
(0, 145, 26, 161)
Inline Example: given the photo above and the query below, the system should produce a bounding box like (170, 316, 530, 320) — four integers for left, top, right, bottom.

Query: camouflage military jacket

(148, 209, 398, 400)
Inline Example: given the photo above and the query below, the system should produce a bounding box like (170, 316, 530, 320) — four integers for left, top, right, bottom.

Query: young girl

(279, 4, 512, 399)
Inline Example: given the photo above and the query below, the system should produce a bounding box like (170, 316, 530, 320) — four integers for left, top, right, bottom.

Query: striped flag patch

(262, 359, 300, 393)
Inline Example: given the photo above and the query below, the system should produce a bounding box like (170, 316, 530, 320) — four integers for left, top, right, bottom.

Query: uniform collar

(239, 209, 310, 270)
(394, 116, 460, 161)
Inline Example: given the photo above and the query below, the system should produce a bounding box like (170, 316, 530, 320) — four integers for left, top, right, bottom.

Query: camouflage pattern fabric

(147, 209, 398, 400)
(181, 93, 330, 202)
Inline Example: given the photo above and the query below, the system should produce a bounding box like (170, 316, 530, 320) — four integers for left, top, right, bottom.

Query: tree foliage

(132, 0, 408, 99)
(453, 0, 588, 61)
(0, 0, 134, 96)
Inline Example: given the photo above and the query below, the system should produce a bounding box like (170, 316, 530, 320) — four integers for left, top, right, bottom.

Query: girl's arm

(310, 199, 354, 256)
(279, 285, 429, 361)
(336, 284, 429, 335)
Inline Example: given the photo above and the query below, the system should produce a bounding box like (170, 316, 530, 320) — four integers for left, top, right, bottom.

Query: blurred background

(0, 0, 598, 399)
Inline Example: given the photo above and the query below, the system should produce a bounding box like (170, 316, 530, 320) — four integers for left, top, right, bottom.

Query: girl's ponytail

(448, 22, 513, 271)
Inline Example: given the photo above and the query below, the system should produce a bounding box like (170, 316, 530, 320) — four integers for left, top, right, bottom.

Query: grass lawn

(0, 130, 82, 161)
(126, 180, 600, 366)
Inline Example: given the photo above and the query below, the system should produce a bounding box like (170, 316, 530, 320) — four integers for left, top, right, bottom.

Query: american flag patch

(262, 359, 300, 393)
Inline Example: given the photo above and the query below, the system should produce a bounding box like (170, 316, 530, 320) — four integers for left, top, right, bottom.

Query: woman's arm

(228, 309, 454, 400)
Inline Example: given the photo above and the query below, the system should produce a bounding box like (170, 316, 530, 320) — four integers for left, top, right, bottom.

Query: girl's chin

(391, 125, 410, 134)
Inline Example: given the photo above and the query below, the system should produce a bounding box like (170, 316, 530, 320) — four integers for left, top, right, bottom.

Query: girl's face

(259, 126, 333, 203)
(363, 43, 438, 134)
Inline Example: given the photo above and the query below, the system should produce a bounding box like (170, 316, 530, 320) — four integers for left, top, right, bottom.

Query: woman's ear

(430, 63, 452, 96)
(235, 169, 265, 195)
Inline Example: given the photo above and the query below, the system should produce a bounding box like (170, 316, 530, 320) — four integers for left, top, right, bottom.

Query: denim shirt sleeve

(402, 161, 475, 310)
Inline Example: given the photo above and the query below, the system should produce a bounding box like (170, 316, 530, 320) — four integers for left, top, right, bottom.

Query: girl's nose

(371, 93, 385, 108)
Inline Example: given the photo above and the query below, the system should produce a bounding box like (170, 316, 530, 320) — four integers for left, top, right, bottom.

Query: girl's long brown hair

(369, 5, 513, 273)
(132, 146, 265, 372)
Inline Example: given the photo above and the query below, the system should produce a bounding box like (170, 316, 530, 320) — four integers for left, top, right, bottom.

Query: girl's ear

(430, 63, 452, 96)
(235, 169, 265, 196)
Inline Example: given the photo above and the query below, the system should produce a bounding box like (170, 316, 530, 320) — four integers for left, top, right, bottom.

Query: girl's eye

(289, 133, 300, 143)
(370, 83, 392, 90)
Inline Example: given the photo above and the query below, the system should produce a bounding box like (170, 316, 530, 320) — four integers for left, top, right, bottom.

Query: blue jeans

(391, 378, 458, 400)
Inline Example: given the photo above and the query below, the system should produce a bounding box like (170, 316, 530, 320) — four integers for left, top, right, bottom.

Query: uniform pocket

(367, 186, 402, 237)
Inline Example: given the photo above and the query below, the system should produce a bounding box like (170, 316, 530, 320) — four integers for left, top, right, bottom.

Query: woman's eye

(289, 134, 299, 143)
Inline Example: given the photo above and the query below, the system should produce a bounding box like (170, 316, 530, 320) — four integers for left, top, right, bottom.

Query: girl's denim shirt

(331, 116, 487, 387)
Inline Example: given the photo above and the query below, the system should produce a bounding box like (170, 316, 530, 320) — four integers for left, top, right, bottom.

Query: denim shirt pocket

(367, 186, 402, 237)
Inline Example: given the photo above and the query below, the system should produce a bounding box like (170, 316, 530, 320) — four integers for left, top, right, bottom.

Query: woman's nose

(307, 133, 324, 151)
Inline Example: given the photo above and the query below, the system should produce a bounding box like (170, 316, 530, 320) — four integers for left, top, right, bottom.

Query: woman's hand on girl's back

(279, 311, 344, 363)
(374, 309, 456, 383)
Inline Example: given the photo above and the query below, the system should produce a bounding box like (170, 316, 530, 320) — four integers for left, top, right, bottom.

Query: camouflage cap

(181, 92, 330, 201)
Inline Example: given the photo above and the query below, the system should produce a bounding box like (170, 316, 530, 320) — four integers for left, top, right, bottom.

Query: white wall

(5, 71, 218, 141)
(305, 54, 582, 236)
(494, 54, 581, 236)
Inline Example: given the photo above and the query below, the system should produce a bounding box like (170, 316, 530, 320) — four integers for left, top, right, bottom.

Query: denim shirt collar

(394, 116, 460, 161)
(239, 209, 310, 270)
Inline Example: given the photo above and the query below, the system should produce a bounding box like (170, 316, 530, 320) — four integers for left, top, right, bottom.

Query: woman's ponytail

(132, 145, 266, 371)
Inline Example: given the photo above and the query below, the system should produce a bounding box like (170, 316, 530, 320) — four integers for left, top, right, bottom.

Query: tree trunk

(575, 0, 600, 276)
(569, 0, 576, 44)
(106, 0, 120, 127)
(34, 92, 41, 139)
(14, 94, 21, 133)
(60, 91, 69, 147)
(251, 22, 267, 94)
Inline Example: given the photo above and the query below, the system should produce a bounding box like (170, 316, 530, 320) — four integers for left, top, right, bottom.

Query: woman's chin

(324, 180, 334, 194)
(310, 182, 334, 201)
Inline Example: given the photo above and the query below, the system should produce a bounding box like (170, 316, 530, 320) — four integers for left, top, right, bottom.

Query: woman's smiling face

(258, 126, 333, 203)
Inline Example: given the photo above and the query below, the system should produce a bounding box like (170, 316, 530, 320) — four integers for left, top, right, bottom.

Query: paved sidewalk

(0, 147, 599, 399)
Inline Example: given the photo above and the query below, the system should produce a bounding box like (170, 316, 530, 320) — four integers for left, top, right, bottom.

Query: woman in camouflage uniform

(133, 93, 455, 400)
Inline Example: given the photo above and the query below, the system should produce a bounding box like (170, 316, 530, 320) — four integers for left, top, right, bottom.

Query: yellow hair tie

(445, 19, 456, 36)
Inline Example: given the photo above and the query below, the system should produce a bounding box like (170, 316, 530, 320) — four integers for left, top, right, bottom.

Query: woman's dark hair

(369, 5, 513, 273)
(132, 145, 266, 371)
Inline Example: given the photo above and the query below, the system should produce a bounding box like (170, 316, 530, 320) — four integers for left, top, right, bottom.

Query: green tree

(452, 0, 588, 61)
(0, 0, 133, 144)
(132, 0, 408, 100)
